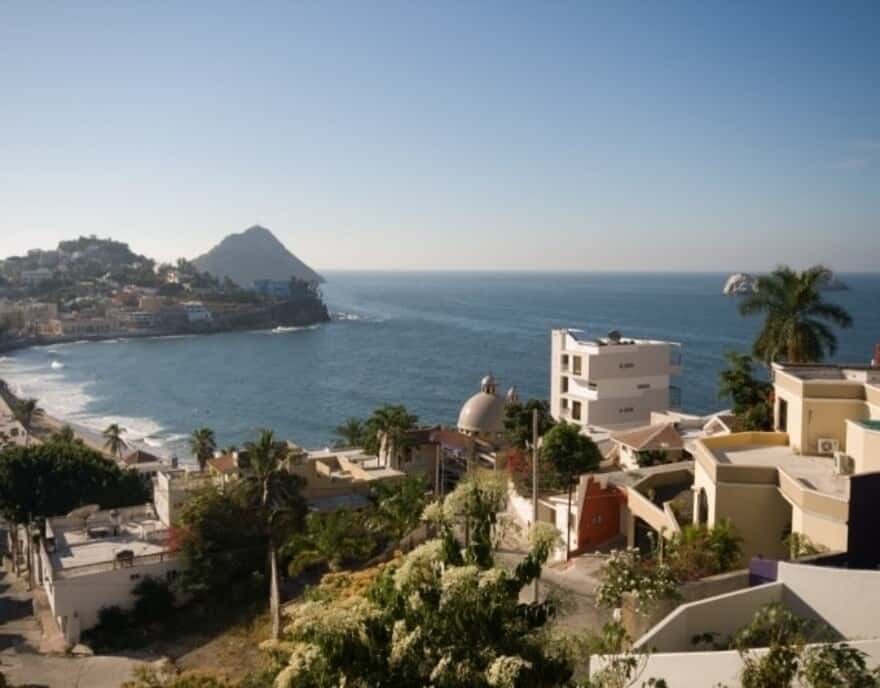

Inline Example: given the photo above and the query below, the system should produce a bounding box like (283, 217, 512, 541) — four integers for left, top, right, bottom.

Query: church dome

(458, 375, 506, 435)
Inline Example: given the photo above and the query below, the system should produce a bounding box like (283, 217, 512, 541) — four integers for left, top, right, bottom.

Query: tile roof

(610, 423, 684, 452)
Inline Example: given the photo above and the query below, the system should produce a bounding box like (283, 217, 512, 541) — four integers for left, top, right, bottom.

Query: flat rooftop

(714, 444, 847, 499)
(775, 362, 880, 382)
(46, 507, 172, 574)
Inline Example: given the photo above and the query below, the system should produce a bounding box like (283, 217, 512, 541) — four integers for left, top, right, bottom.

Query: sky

(1, 2, 879, 272)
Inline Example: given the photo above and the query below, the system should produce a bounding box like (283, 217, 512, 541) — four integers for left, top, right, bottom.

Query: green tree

(0, 442, 149, 575)
(269, 475, 569, 688)
(368, 475, 429, 542)
(799, 643, 880, 688)
(176, 484, 266, 599)
(12, 398, 38, 447)
(362, 404, 418, 464)
(103, 423, 127, 458)
(541, 422, 602, 560)
(739, 265, 853, 364)
(333, 417, 365, 447)
(503, 399, 555, 449)
(718, 351, 773, 430)
(238, 429, 307, 641)
(189, 427, 217, 472)
(50, 424, 82, 445)
(283, 509, 373, 575)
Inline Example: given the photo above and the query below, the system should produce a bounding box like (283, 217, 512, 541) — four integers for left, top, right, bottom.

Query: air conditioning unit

(817, 438, 840, 455)
(834, 451, 855, 476)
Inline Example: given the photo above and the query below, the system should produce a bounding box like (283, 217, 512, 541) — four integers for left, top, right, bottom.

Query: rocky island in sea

(0, 226, 329, 352)
(723, 270, 849, 295)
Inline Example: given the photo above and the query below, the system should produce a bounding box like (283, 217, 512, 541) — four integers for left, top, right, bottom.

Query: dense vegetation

(266, 472, 572, 688)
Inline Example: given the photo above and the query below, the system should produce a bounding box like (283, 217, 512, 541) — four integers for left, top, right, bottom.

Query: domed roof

(457, 391, 506, 435)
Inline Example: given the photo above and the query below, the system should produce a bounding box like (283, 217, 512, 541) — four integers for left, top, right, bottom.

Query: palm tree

(103, 423, 127, 458)
(12, 398, 38, 447)
(189, 427, 217, 472)
(739, 265, 853, 364)
(283, 510, 371, 575)
(363, 404, 418, 466)
(238, 429, 306, 641)
(368, 476, 430, 542)
(333, 417, 365, 448)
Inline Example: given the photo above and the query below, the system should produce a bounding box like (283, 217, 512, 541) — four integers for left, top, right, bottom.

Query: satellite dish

(607, 329, 622, 343)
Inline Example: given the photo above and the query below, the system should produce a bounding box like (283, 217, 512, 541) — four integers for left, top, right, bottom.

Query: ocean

(2, 272, 878, 464)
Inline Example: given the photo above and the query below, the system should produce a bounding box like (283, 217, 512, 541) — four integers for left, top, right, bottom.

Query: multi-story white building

(550, 328, 682, 431)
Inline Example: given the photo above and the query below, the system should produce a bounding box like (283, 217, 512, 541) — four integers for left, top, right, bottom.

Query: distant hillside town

(0, 227, 329, 349)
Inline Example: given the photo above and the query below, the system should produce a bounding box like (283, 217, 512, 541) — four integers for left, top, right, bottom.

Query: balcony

(669, 385, 682, 410)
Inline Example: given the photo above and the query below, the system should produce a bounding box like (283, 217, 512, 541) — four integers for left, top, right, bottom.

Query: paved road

(0, 567, 143, 688)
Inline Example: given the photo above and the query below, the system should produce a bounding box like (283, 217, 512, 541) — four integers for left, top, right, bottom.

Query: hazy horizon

(2, 3, 878, 271)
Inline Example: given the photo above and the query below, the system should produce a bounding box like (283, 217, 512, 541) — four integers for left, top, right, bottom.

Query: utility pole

(532, 408, 540, 604)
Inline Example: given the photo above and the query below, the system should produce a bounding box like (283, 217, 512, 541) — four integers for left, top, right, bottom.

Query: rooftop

(561, 328, 680, 349)
(774, 362, 880, 382)
(45, 505, 174, 576)
(712, 443, 848, 499)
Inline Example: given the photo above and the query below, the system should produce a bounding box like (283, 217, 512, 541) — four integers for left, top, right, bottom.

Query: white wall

(778, 561, 880, 639)
(635, 582, 784, 653)
(45, 557, 183, 642)
(594, 640, 880, 688)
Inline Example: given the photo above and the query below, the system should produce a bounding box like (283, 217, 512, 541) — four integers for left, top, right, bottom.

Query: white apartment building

(182, 301, 212, 324)
(550, 328, 682, 431)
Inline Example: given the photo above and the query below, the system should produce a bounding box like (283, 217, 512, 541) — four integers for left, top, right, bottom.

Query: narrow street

(0, 536, 143, 687)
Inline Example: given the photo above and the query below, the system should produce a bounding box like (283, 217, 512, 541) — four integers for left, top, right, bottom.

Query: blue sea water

(2, 272, 878, 464)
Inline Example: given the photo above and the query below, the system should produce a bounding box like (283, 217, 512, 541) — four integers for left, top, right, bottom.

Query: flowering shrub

(595, 548, 679, 612)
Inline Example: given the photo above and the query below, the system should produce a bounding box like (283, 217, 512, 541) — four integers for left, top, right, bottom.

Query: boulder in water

(723, 273, 757, 295)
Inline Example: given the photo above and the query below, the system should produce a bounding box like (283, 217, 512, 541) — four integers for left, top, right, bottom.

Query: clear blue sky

(2, 2, 878, 271)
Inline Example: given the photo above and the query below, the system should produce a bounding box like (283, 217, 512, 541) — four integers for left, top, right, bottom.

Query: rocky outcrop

(722, 273, 757, 295)
(193, 225, 324, 286)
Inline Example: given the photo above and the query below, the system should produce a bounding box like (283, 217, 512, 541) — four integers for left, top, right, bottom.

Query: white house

(38, 503, 182, 645)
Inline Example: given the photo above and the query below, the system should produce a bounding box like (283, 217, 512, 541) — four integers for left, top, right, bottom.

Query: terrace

(44, 505, 176, 579)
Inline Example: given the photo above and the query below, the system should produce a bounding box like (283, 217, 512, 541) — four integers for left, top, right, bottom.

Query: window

(591, 514, 604, 526)
(572, 400, 582, 421)
(561, 376, 569, 393)
(637, 383, 650, 390)
(572, 356, 582, 376)
(619, 362, 635, 369)
(561, 354, 569, 369)
(561, 398, 569, 410)
(618, 407, 634, 414)
(588, 381, 598, 390)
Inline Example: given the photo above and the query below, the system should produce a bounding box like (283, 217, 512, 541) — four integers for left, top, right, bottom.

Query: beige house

(609, 422, 685, 471)
(690, 361, 880, 562)
(772, 362, 880, 455)
(550, 328, 682, 431)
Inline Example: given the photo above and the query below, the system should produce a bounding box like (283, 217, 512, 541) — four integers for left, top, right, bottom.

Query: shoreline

(0, 377, 118, 459)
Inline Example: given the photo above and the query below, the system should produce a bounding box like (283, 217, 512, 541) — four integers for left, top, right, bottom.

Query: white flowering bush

(595, 548, 679, 612)
(269, 473, 573, 688)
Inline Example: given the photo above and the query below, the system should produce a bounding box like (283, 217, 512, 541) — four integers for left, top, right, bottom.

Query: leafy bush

(132, 576, 176, 625)
(799, 643, 880, 688)
(665, 520, 742, 581)
(595, 548, 680, 612)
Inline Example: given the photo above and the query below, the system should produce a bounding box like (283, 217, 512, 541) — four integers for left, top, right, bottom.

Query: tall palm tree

(12, 398, 38, 447)
(103, 423, 127, 458)
(739, 265, 853, 364)
(189, 427, 217, 472)
(364, 404, 418, 466)
(333, 417, 365, 447)
(239, 429, 306, 640)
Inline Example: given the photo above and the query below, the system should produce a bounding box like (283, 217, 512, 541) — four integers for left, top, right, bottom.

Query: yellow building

(691, 362, 880, 563)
